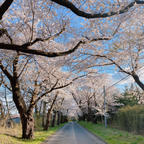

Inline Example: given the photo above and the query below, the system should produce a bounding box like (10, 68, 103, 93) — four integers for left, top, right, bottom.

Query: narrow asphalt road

(43, 122, 106, 144)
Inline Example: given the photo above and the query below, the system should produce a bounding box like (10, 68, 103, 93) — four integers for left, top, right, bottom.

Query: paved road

(44, 122, 106, 144)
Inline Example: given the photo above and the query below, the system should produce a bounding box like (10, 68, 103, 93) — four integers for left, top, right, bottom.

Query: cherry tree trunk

(11, 77, 34, 139)
(57, 111, 60, 125)
(42, 101, 47, 127)
(44, 93, 58, 130)
(21, 113, 34, 139)
(51, 110, 56, 127)
(60, 112, 64, 123)
(44, 109, 51, 130)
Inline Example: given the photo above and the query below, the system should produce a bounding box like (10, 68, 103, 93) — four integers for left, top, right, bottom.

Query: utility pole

(4, 87, 10, 116)
(103, 86, 107, 128)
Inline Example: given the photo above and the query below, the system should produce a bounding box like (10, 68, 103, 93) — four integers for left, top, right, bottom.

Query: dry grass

(0, 124, 22, 136)
(0, 124, 22, 144)
(0, 123, 65, 144)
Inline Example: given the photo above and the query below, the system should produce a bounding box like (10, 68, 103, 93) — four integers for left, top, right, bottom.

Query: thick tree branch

(134, 47, 141, 70)
(84, 23, 121, 42)
(131, 71, 144, 90)
(0, 28, 13, 43)
(85, 63, 114, 68)
(12, 53, 20, 79)
(34, 73, 87, 105)
(0, 61, 13, 81)
(1, 0, 144, 22)
(18, 57, 31, 78)
(0, 40, 83, 57)
(0, 0, 13, 20)
(2, 81, 12, 91)
(0, 22, 119, 57)
(34, 79, 59, 104)
(51, 0, 144, 19)
(83, 53, 131, 75)
(23, 26, 66, 47)
(47, 92, 58, 113)
(53, 74, 87, 90)
(0, 74, 12, 91)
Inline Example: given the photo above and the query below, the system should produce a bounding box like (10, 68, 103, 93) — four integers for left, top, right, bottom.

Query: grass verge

(0, 124, 65, 144)
(78, 121, 144, 144)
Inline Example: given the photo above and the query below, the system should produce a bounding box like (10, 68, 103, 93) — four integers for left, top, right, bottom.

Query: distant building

(10, 114, 20, 123)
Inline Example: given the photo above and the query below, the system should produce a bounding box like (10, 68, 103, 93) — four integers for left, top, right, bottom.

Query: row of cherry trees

(1, 0, 144, 140)
(0, 51, 76, 138)
(0, 0, 80, 139)
(70, 73, 119, 122)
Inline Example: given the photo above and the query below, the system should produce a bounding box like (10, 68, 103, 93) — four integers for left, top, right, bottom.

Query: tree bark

(39, 101, 43, 116)
(57, 111, 60, 125)
(51, 0, 144, 19)
(87, 99, 92, 121)
(21, 113, 34, 139)
(11, 81, 34, 139)
(11, 79, 35, 139)
(42, 101, 47, 127)
(0, 0, 13, 20)
(132, 73, 144, 91)
(44, 93, 58, 130)
(44, 109, 51, 130)
(60, 112, 63, 123)
(11, 54, 34, 139)
(0, 100, 5, 119)
(51, 110, 56, 127)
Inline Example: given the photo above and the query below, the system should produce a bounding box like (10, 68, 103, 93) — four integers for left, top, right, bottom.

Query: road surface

(43, 122, 106, 144)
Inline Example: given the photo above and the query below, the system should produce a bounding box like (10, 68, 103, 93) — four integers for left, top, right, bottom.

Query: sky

(1, 0, 144, 115)
(107, 66, 144, 92)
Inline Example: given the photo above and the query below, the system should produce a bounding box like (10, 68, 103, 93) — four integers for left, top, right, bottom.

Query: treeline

(35, 108, 68, 130)
(112, 85, 144, 135)
(76, 85, 144, 135)
(0, 89, 69, 135)
(115, 105, 144, 134)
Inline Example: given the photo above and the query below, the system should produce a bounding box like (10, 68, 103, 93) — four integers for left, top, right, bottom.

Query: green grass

(79, 121, 144, 144)
(0, 124, 65, 144)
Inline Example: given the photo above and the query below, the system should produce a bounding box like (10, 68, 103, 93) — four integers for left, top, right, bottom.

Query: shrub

(115, 105, 144, 134)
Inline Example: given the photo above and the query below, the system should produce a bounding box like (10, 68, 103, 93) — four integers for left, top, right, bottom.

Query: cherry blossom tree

(1, 0, 144, 55)
(70, 72, 119, 122)
(0, 46, 89, 138)
(0, 0, 85, 139)
(77, 11, 144, 91)
(0, 0, 144, 140)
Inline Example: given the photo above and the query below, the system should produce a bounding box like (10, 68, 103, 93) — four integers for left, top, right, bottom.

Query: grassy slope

(79, 121, 144, 144)
(0, 124, 64, 144)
